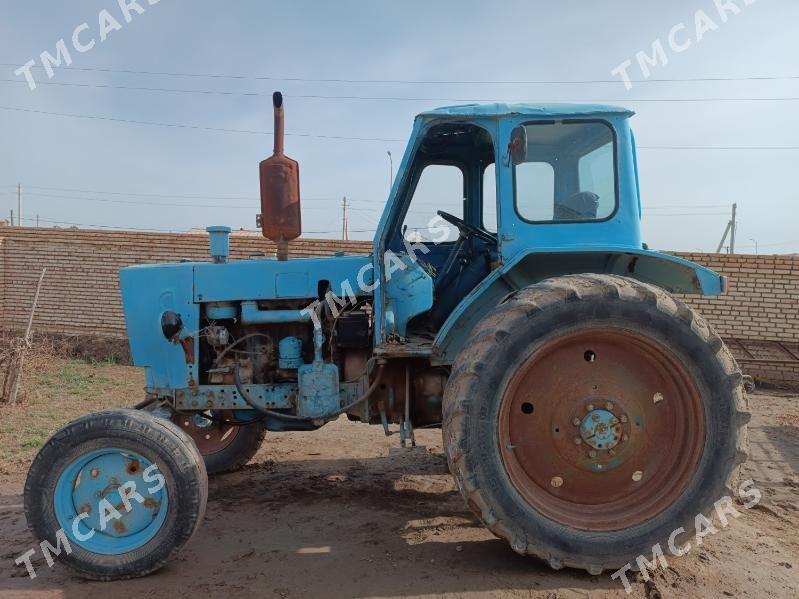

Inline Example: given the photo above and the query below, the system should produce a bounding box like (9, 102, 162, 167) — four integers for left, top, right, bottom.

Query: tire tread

(442, 274, 749, 573)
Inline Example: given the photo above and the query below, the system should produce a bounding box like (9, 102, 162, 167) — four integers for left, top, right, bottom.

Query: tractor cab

(376, 104, 643, 352)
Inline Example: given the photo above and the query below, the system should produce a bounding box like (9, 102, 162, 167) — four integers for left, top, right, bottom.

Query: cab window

(482, 163, 497, 233)
(402, 164, 464, 242)
(513, 121, 617, 223)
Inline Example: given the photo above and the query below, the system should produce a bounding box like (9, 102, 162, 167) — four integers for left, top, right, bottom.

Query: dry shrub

(0, 331, 131, 366)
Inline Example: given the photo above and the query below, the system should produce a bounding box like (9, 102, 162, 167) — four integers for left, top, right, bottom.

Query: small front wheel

(24, 409, 208, 581)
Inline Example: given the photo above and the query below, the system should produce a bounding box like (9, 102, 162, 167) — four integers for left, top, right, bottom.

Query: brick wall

(0, 227, 370, 338)
(0, 228, 796, 386)
(673, 253, 799, 342)
(672, 253, 799, 387)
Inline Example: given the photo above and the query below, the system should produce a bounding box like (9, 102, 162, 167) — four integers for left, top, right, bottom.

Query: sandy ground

(0, 359, 796, 598)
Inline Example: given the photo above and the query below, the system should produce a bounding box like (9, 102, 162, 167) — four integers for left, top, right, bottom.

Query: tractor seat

(554, 191, 600, 221)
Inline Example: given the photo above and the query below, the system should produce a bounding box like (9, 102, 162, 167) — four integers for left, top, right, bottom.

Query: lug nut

(586, 404, 595, 412)
(632, 470, 643, 482)
(551, 476, 564, 488)
(573, 418, 581, 426)
(574, 437, 582, 445)
(653, 392, 664, 404)
(620, 414, 628, 423)
(588, 450, 597, 458)
(606, 402, 614, 410)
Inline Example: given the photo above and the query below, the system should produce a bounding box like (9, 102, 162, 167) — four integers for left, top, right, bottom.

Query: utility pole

(387, 151, 394, 192)
(9, 209, 13, 226)
(342, 196, 349, 241)
(715, 203, 738, 254)
(17, 183, 22, 227)
(36, 214, 40, 228)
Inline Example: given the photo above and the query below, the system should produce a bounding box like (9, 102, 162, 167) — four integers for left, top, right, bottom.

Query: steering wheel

(437, 211, 496, 244)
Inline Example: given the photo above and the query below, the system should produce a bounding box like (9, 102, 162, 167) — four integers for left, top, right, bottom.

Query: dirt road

(0, 359, 796, 598)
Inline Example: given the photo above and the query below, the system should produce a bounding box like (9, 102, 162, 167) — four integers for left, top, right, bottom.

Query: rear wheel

(171, 411, 266, 475)
(442, 274, 750, 574)
(24, 409, 207, 580)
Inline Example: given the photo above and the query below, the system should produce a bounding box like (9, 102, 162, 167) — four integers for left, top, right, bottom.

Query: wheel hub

(193, 413, 214, 429)
(579, 408, 621, 450)
(173, 410, 240, 455)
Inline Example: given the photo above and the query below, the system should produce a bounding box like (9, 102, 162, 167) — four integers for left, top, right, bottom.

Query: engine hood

(191, 254, 374, 302)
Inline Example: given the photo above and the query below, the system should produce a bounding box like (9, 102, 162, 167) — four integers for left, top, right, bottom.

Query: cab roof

(418, 102, 634, 120)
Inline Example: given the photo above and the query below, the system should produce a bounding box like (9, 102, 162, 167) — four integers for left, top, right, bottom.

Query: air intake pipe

(259, 92, 301, 261)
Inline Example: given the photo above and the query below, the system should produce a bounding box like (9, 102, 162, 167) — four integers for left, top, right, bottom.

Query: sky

(0, 0, 797, 253)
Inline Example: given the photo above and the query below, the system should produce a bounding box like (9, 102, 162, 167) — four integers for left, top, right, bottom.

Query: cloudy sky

(0, 0, 797, 253)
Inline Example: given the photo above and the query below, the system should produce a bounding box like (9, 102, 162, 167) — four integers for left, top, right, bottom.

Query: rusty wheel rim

(498, 327, 705, 531)
(174, 411, 240, 455)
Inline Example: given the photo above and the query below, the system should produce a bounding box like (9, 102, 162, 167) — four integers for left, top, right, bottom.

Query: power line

(18, 216, 182, 232)
(19, 187, 701, 216)
(6, 201, 734, 222)
(2, 63, 797, 85)
(3, 106, 798, 151)
(0, 189, 773, 211)
(18, 215, 376, 236)
(291, 94, 799, 104)
(3, 78, 799, 104)
(738, 239, 799, 248)
(645, 212, 729, 217)
(638, 145, 799, 151)
(0, 184, 340, 202)
(644, 204, 729, 209)
(0, 187, 775, 221)
(0, 105, 405, 142)
(0, 190, 350, 210)
(0, 190, 458, 216)
(0, 184, 376, 205)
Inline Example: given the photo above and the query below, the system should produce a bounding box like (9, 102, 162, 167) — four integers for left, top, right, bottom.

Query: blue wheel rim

(54, 448, 169, 555)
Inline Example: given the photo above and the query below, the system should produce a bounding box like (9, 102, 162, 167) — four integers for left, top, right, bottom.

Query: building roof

(418, 102, 634, 119)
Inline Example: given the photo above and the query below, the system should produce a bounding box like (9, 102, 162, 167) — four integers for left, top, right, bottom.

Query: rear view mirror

(509, 126, 528, 165)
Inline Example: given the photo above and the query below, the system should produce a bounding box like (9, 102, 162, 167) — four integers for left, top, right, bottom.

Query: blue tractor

(25, 94, 749, 579)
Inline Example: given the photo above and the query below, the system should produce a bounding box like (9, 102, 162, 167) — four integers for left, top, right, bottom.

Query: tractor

(24, 93, 749, 580)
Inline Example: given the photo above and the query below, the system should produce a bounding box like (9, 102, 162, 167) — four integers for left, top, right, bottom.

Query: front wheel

(442, 274, 750, 574)
(24, 409, 208, 580)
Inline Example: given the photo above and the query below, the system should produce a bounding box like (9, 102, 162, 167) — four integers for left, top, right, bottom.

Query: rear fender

(433, 248, 725, 363)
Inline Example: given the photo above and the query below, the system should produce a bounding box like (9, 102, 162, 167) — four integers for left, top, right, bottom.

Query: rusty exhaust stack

(259, 91, 301, 260)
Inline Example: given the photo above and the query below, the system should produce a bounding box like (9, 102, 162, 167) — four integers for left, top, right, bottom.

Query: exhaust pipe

(259, 91, 301, 260)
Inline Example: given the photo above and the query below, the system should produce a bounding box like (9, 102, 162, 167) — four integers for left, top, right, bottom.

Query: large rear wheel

(442, 274, 750, 574)
(171, 410, 266, 475)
